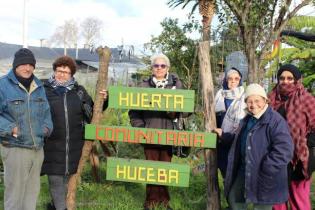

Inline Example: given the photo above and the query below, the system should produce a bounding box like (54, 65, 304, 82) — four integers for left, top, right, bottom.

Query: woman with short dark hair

(41, 56, 107, 210)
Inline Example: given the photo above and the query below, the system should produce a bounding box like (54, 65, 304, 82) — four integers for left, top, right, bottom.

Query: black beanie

(13, 48, 36, 70)
(277, 64, 302, 81)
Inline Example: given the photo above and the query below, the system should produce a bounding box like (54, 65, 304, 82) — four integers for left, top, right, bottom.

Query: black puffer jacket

(41, 81, 93, 175)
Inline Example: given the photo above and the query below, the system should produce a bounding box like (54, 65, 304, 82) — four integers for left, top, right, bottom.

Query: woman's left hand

(99, 89, 108, 100)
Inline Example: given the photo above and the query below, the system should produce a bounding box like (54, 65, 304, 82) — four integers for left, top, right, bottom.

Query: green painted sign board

(108, 86, 195, 112)
(85, 124, 217, 148)
(106, 157, 190, 187)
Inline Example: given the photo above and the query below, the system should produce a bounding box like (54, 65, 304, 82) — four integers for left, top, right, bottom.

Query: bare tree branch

(260, 0, 312, 60)
(274, 0, 292, 30)
(81, 17, 103, 47)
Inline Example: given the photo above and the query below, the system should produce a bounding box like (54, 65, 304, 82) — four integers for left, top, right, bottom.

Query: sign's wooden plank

(108, 86, 195, 112)
(85, 124, 217, 148)
(106, 157, 190, 187)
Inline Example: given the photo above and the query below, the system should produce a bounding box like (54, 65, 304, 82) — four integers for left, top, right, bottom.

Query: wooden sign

(85, 124, 217, 148)
(108, 86, 195, 112)
(106, 157, 190, 187)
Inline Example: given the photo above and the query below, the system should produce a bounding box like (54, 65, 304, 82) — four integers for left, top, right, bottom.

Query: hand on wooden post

(99, 89, 108, 100)
(212, 128, 222, 138)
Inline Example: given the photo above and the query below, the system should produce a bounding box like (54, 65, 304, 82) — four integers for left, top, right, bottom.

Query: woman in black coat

(41, 56, 107, 210)
(129, 53, 184, 210)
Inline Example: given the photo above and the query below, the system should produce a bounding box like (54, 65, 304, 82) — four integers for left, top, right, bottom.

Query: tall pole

(22, 0, 29, 48)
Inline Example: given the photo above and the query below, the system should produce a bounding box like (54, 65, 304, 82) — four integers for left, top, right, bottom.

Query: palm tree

(168, 1, 220, 210)
(168, 0, 215, 41)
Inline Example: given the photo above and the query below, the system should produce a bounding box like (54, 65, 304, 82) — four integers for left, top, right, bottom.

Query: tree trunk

(89, 144, 100, 182)
(66, 46, 111, 210)
(199, 41, 220, 210)
(242, 28, 259, 83)
(202, 16, 211, 41)
(246, 45, 259, 83)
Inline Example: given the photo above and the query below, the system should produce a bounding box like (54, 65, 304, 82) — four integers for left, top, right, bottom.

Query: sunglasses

(152, 64, 167, 69)
(279, 76, 294, 81)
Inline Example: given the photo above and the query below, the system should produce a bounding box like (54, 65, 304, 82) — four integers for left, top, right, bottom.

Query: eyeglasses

(228, 77, 241, 82)
(152, 64, 167, 69)
(279, 76, 294, 81)
(55, 70, 71, 75)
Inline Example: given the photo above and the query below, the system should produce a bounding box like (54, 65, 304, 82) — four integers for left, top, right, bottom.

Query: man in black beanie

(12, 48, 37, 91)
(0, 48, 53, 210)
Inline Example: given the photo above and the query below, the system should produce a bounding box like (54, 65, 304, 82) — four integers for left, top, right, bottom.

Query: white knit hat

(245, 83, 267, 100)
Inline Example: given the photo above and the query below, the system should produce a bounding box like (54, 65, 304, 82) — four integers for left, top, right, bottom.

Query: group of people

(214, 65, 315, 210)
(131, 53, 315, 210)
(0, 48, 107, 210)
(0, 48, 314, 210)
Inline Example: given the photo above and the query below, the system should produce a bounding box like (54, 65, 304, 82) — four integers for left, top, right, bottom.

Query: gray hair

(150, 53, 170, 67)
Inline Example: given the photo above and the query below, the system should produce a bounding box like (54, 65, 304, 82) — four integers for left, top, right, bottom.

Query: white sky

(0, 0, 313, 52)
(0, 0, 201, 51)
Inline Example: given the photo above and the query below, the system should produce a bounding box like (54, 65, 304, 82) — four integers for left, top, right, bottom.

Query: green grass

(1, 162, 315, 210)
(0, 160, 209, 210)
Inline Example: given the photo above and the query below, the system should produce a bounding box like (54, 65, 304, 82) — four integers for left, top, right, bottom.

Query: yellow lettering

(127, 166, 137, 180)
(163, 94, 173, 109)
(116, 165, 126, 179)
(130, 93, 140, 107)
(119, 92, 129, 106)
(169, 170, 179, 184)
(151, 94, 161, 108)
(141, 93, 150, 108)
(157, 169, 167, 183)
(174, 95, 184, 109)
(146, 168, 156, 182)
(138, 167, 146, 181)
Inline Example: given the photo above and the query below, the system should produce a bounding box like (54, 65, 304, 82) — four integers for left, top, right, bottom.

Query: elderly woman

(129, 53, 183, 210)
(269, 64, 315, 210)
(214, 84, 293, 210)
(214, 67, 246, 178)
(41, 56, 107, 210)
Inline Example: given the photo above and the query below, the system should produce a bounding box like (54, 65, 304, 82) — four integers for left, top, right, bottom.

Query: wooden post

(198, 41, 220, 210)
(66, 46, 111, 210)
(89, 144, 100, 182)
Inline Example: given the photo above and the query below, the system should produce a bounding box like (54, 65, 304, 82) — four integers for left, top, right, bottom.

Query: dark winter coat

(223, 106, 294, 204)
(41, 81, 93, 175)
(128, 73, 184, 149)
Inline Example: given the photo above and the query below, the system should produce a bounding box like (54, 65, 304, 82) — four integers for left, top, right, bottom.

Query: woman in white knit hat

(214, 84, 293, 210)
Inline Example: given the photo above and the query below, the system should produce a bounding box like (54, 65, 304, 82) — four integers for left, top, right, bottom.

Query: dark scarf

(13, 70, 34, 91)
(269, 80, 315, 177)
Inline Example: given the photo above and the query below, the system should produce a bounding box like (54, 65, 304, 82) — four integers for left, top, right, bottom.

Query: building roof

(0, 42, 143, 65)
